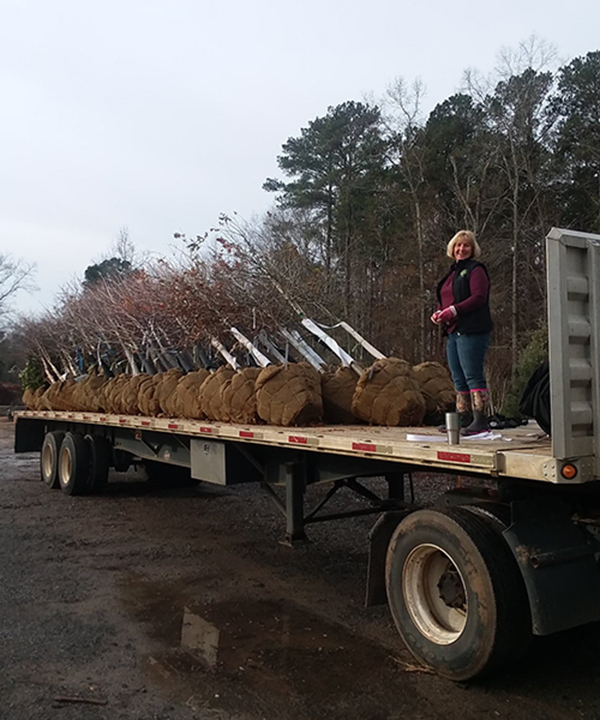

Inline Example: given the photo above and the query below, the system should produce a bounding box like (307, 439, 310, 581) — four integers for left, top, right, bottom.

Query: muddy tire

(40, 431, 64, 489)
(85, 434, 111, 494)
(460, 503, 532, 663)
(385, 507, 531, 681)
(58, 432, 90, 496)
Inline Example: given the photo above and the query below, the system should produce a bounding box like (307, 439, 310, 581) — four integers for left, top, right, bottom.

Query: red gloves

(431, 306, 457, 325)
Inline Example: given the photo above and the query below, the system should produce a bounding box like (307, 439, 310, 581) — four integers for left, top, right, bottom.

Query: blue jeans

(446, 332, 491, 392)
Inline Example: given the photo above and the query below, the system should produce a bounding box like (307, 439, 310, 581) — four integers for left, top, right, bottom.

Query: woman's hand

(430, 310, 442, 325)
(437, 306, 457, 324)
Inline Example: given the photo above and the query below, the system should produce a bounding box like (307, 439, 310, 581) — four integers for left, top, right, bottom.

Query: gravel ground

(2, 416, 600, 720)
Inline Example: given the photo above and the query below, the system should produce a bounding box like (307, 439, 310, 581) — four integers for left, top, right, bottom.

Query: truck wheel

(385, 507, 530, 681)
(460, 503, 532, 662)
(85, 434, 110, 494)
(58, 432, 90, 496)
(40, 431, 64, 489)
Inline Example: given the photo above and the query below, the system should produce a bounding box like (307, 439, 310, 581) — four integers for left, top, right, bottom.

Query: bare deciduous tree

(0, 254, 35, 327)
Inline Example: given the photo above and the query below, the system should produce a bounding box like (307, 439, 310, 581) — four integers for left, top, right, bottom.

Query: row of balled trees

(22, 357, 456, 427)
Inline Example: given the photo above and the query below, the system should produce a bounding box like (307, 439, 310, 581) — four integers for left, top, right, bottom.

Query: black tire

(460, 503, 533, 663)
(459, 502, 511, 531)
(385, 507, 531, 681)
(84, 434, 111, 494)
(40, 431, 65, 489)
(58, 432, 90, 496)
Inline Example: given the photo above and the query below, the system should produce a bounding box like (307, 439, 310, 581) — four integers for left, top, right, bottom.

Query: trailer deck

(16, 408, 580, 484)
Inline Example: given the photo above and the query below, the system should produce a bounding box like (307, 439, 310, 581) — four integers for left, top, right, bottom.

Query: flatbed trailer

(13, 228, 600, 681)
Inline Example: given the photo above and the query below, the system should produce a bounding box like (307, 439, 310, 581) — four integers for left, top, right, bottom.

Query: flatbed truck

(13, 227, 600, 680)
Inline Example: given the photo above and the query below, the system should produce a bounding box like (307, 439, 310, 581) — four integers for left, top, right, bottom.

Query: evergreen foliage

(84, 257, 132, 287)
(19, 356, 46, 391)
(501, 327, 548, 419)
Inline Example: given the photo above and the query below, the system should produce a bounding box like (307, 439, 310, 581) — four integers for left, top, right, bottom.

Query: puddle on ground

(120, 576, 423, 719)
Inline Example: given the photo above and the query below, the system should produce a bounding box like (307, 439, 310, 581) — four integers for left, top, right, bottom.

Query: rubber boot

(461, 389, 490, 435)
(456, 391, 473, 428)
(438, 392, 472, 432)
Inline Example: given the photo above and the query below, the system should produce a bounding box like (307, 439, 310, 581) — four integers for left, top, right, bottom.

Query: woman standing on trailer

(431, 230, 493, 435)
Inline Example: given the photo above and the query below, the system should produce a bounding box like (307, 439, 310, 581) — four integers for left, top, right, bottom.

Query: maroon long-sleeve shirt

(437, 266, 490, 334)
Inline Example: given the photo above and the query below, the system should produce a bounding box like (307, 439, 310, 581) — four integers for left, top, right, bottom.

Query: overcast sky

(1, 0, 598, 315)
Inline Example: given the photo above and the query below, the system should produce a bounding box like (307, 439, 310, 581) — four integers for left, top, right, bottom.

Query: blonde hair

(447, 230, 481, 259)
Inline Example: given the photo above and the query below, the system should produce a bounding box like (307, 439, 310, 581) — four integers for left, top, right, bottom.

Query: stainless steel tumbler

(445, 412, 460, 445)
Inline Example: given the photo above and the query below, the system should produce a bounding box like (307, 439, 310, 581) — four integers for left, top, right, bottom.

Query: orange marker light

(561, 464, 578, 479)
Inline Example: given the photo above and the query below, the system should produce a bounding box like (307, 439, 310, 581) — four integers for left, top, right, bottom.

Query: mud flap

(503, 498, 600, 635)
(365, 510, 411, 607)
(14, 418, 45, 453)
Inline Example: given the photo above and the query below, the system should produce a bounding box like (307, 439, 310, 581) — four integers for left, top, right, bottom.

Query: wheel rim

(42, 443, 54, 480)
(59, 447, 72, 486)
(402, 543, 468, 645)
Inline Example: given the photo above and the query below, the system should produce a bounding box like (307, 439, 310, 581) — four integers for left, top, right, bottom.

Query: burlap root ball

(71, 370, 107, 412)
(173, 370, 210, 419)
(95, 377, 114, 413)
(38, 381, 61, 410)
(351, 357, 426, 426)
(222, 367, 262, 424)
(105, 374, 133, 415)
(22, 387, 34, 409)
(137, 374, 162, 416)
(255, 362, 323, 426)
(119, 374, 150, 415)
(321, 366, 358, 424)
(199, 367, 236, 421)
(156, 368, 184, 417)
(23, 386, 47, 410)
(33, 387, 47, 409)
(40, 380, 79, 411)
(412, 362, 456, 422)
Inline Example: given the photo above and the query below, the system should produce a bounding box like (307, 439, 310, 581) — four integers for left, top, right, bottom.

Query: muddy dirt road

(1, 417, 600, 719)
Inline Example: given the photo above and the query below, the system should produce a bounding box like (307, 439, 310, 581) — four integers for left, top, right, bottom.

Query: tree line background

(2, 43, 599, 415)
(246, 45, 600, 409)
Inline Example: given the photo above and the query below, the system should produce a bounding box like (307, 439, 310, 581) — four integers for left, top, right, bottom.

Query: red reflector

(353, 442, 377, 452)
(240, 431, 254, 438)
(141, 421, 150, 426)
(168, 423, 179, 430)
(119, 418, 126, 424)
(200, 426, 212, 434)
(437, 451, 471, 463)
(289, 436, 307, 444)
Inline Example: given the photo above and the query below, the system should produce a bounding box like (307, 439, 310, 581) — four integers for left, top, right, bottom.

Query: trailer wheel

(385, 507, 530, 681)
(84, 434, 110, 494)
(58, 432, 90, 496)
(40, 431, 64, 489)
(460, 503, 532, 662)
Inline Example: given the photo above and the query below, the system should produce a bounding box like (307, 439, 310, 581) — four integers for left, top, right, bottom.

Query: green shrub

(501, 326, 548, 418)
(19, 356, 46, 391)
